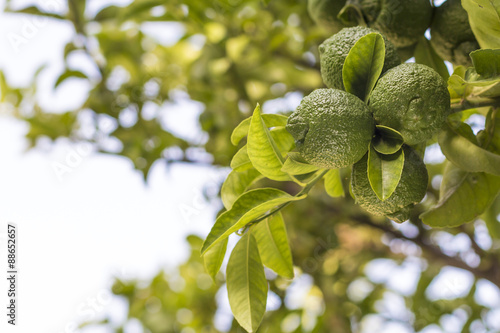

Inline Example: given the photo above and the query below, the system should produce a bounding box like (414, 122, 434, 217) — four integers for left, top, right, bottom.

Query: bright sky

(0, 1, 225, 332)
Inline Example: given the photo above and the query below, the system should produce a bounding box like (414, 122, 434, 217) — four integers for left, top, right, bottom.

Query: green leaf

(119, 0, 165, 21)
(420, 162, 500, 227)
(470, 49, 500, 79)
(7, 5, 66, 19)
(448, 61, 500, 100)
(247, 105, 291, 181)
(201, 188, 304, 254)
(230, 128, 294, 172)
(414, 36, 450, 80)
(231, 113, 288, 146)
(342, 32, 385, 102)
(94, 5, 121, 22)
(270, 127, 295, 153)
(281, 152, 320, 175)
(221, 169, 263, 210)
(324, 169, 344, 198)
(372, 125, 404, 155)
(462, 0, 500, 49)
(54, 70, 88, 89)
(439, 122, 500, 176)
(252, 212, 294, 278)
(226, 231, 267, 333)
(203, 237, 228, 281)
(483, 195, 500, 239)
(367, 145, 404, 201)
(230, 146, 253, 171)
(294, 170, 322, 185)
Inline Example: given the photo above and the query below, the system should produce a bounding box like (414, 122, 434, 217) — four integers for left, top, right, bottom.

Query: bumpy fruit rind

(320, 26, 401, 90)
(359, 0, 433, 48)
(351, 146, 428, 223)
(286, 88, 374, 169)
(369, 63, 450, 145)
(430, 0, 479, 67)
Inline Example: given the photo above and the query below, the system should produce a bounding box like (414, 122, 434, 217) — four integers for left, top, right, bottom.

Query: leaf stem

(450, 98, 500, 113)
(247, 169, 329, 226)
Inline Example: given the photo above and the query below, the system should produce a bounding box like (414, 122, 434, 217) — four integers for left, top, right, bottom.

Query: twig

(350, 214, 500, 288)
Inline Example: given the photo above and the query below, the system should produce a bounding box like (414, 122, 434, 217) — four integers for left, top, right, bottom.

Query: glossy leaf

(420, 162, 500, 227)
(414, 36, 450, 80)
(470, 49, 500, 79)
(439, 122, 500, 176)
(253, 212, 294, 278)
(231, 128, 294, 173)
(227, 231, 267, 333)
(231, 113, 288, 146)
(221, 168, 263, 210)
(247, 105, 291, 181)
(281, 152, 320, 175)
(367, 145, 404, 201)
(324, 169, 344, 198)
(291, 170, 321, 187)
(462, 0, 500, 49)
(230, 146, 253, 171)
(343, 32, 385, 102)
(203, 237, 228, 281)
(201, 188, 304, 254)
(372, 125, 404, 155)
(448, 64, 500, 99)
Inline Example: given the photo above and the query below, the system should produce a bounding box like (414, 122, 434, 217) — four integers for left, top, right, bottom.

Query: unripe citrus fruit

(430, 0, 479, 67)
(308, 0, 347, 33)
(356, 0, 433, 48)
(369, 63, 450, 145)
(351, 146, 428, 222)
(319, 26, 401, 90)
(286, 88, 374, 169)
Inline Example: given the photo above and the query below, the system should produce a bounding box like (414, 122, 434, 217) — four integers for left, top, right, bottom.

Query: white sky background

(0, 0, 498, 332)
(0, 0, 226, 332)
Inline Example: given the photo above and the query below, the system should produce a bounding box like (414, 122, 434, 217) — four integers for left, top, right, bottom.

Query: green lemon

(365, 0, 432, 48)
(430, 0, 479, 67)
(286, 88, 374, 169)
(308, 0, 347, 33)
(351, 146, 428, 222)
(319, 26, 401, 90)
(369, 63, 450, 145)
(338, 0, 432, 48)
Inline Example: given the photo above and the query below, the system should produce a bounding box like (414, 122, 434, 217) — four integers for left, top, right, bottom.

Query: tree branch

(350, 214, 500, 288)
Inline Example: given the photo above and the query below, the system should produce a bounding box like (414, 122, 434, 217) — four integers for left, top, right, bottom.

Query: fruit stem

(450, 98, 500, 114)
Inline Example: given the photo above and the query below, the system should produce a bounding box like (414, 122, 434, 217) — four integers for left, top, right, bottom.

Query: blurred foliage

(2, 0, 500, 332)
(1, 0, 324, 178)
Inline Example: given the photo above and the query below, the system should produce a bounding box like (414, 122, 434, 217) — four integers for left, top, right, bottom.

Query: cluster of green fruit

(308, 0, 479, 66)
(286, 26, 450, 222)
